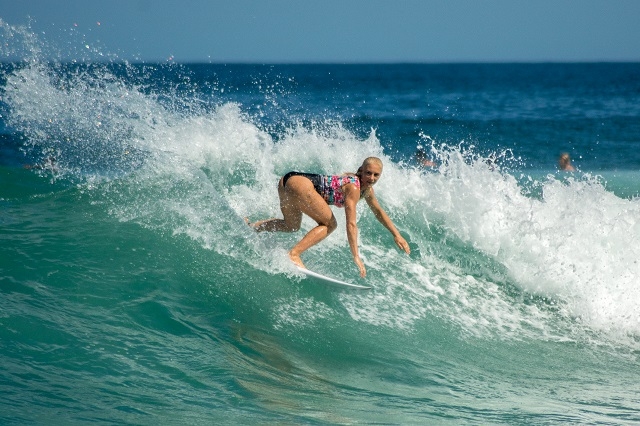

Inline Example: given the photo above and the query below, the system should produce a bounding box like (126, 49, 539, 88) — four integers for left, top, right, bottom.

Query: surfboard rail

(296, 267, 372, 290)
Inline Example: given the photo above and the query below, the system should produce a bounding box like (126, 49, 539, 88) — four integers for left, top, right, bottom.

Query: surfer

(415, 146, 438, 168)
(248, 157, 410, 277)
(558, 152, 575, 171)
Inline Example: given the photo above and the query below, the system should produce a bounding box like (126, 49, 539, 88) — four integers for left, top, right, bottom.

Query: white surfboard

(296, 267, 372, 290)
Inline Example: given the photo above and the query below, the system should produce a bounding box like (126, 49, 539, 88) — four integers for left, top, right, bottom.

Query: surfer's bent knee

(326, 216, 338, 234)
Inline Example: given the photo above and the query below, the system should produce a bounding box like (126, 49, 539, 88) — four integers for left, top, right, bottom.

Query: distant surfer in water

(558, 152, 575, 171)
(248, 157, 410, 277)
(415, 146, 438, 168)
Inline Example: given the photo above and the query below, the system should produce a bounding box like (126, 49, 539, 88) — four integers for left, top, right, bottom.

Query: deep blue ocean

(2, 20, 640, 425)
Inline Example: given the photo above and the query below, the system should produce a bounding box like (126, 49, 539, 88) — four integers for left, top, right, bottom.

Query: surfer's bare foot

(289, 252, 305, 269)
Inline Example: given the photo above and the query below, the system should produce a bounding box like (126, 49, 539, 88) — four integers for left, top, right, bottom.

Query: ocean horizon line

(2, 59, 639, 66)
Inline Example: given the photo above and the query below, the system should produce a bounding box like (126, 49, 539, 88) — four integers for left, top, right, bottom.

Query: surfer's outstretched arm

(364, 188, 410, 254)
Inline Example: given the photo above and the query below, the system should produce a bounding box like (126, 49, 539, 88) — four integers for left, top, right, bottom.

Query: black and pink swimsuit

(282, 172, 361, 207)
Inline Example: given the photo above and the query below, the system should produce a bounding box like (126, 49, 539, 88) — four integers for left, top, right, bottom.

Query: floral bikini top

(320, 175, 360, 207)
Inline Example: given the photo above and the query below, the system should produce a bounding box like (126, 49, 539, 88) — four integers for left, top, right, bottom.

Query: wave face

(2, 20, 640, 424)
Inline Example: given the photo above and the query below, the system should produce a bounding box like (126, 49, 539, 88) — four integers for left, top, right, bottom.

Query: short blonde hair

(359, 156, 383, 171)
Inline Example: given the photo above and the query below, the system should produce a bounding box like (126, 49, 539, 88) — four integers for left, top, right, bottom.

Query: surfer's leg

(251, 177, 303, 232)
(250, 175, 335, 267)
(285, 177, 337, 267)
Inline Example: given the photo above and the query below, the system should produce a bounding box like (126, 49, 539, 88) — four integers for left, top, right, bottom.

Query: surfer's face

(360, 163, 382, 189)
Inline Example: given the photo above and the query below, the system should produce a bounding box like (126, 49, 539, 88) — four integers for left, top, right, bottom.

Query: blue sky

(1, 0, 639, 63)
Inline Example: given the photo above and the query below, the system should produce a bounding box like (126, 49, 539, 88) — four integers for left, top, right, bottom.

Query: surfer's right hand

(354, 256, 366, 278)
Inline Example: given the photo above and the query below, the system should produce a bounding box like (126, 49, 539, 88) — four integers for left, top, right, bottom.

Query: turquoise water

(2, 19, 640, 424)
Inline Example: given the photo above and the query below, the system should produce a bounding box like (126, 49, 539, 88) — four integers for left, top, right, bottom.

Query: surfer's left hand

(395, 236, 410, 254)
(354, 256, 366, 278)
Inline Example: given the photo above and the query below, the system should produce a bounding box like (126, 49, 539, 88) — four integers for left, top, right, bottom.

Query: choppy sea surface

(2, 19, 640, 424)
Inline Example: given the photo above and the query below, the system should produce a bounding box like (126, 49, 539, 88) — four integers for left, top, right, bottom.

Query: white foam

(405, 147, 640, 341)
